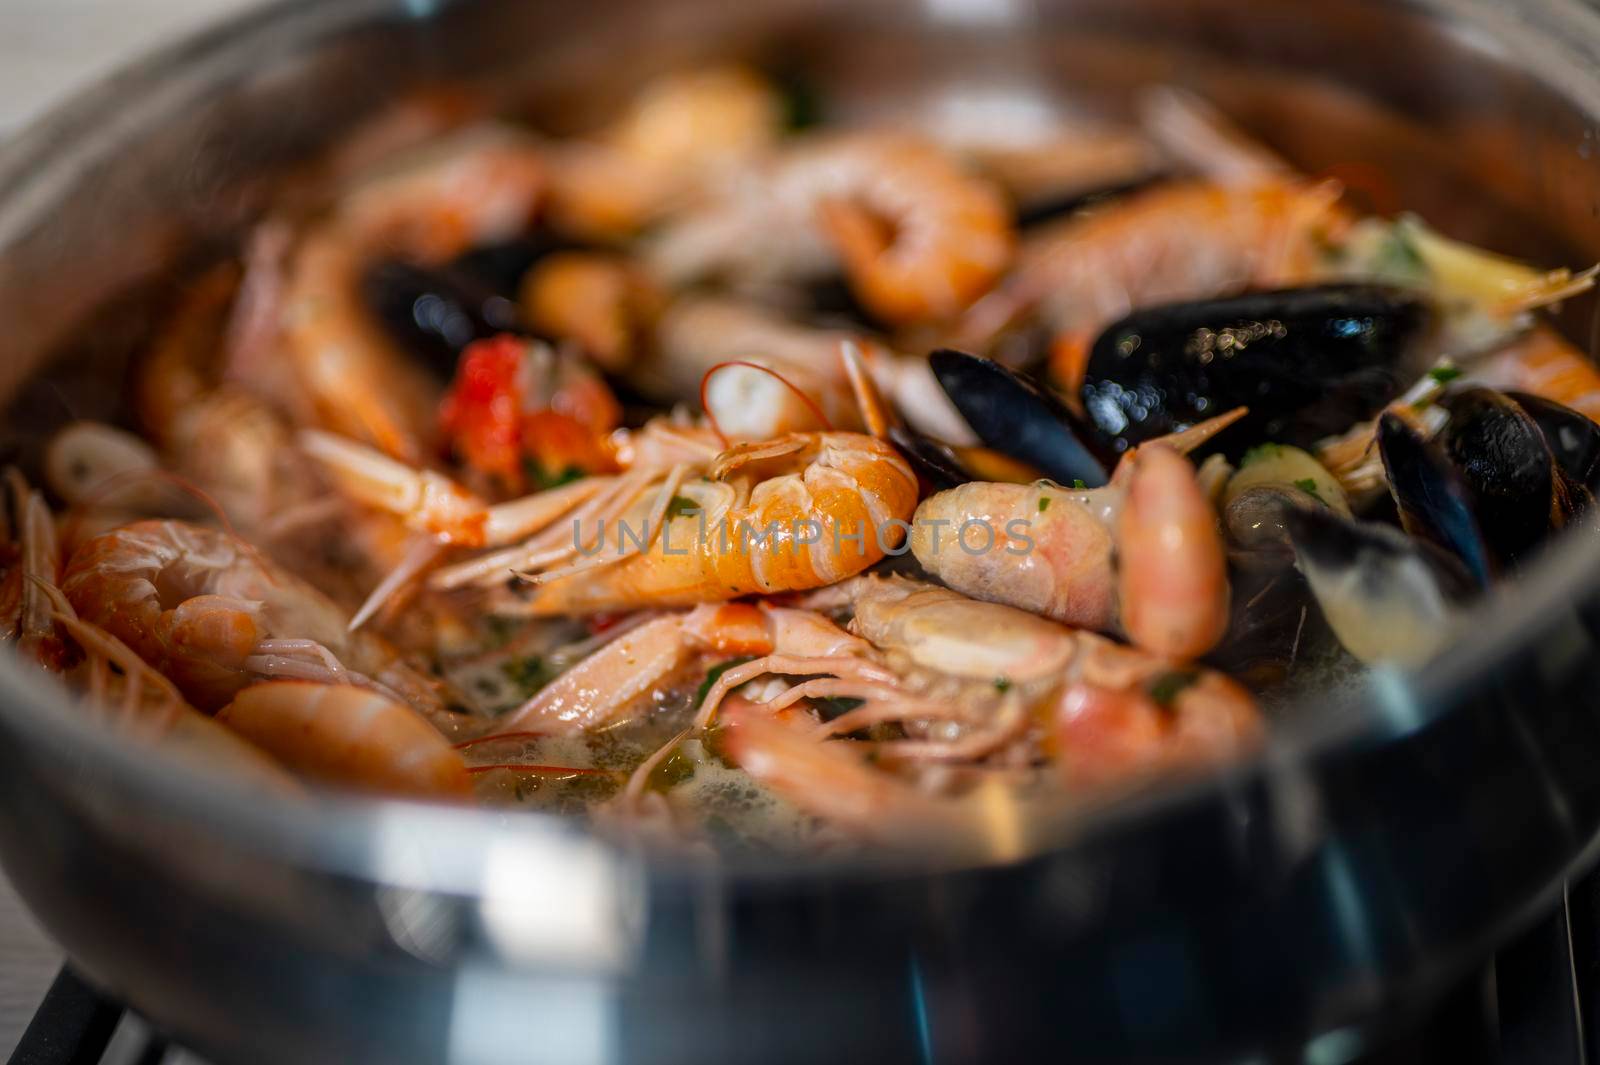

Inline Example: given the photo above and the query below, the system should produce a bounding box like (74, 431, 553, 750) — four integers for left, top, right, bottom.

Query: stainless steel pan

(6, 1, 1600, 1061)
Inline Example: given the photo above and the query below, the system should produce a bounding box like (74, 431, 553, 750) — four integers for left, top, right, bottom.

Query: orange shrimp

(651, 133, 1014, 325)
(517, 431, 919, 615)
(910, 444, 1230, 659)
(282, 125, 548, 461)
(60, 520, 445, 723)
(218, 682, 470, 799)
(491, 601, 866, 736)
(519, 252, 664, 373)
(1469, 326, 1600, 422)
(960, 177, 1345, 353)
(48, 610, 298, 792)
(2, 469, 67, 669)
(544, 64, 782, 239)
(695, 579, 1258, 838)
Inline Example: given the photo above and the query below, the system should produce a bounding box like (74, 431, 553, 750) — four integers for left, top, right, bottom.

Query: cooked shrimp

(695, 579, 1258, 825)
(519, 251, 664, 373)
(651, 133, 1014, 324)
(218, 682, 470, 799)
(49, 610, 297, 792)
(282, 125, 548, 460)
(961, 177, 1345, 351)
(544, 64, 783, 239)
(1, 470, 67, 668)
(60, 520, 447, 725)
(911, 444, 1230, 659)
(516, 430, 918, 615)
(492, 601, 867, 735)
(1469, 326, 1600, 422)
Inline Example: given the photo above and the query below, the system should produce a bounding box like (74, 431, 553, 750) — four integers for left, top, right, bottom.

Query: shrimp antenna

(699, 361, 834, 448)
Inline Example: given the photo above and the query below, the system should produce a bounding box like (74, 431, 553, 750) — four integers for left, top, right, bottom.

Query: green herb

(770, 66, 822, 131)
(1072, 479, 1087, 490)
(993, 677, 1012, 693)
(694, 656, 757, 710)
(1148, 670, 1199, 708)
(664, 495, 700, 520)
(1428, 365, 1463, 385)
(1371, 225, 1428, 282)
(812, 696, 865, 720)
(501, 656, 559, 698)
(1241, 443, 1285, 467)
(522, 459, 584, 492)
(484, 615, 521, 648)
(1037, 496, 1051, 512)
(1293, 477, 1324, 502)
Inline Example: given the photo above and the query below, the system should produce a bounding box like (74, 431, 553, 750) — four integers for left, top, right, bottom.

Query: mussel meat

(1286, 507, 1477, 668)
(363, 236, 571, 380)
(1077, 284, 1429, 453)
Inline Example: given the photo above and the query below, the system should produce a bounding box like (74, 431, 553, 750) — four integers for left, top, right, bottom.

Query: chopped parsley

(1240, 443, 1285, 467)
(1148, 670, 1199, 708)
(812, 696, 865, 720)
(1072, 479, 1087, 490)
(694, 656, 757, 710)
(1037, 496, 1051, 512)
(1428, 365, 1463, 385)
(523, 460, 584, 491)
(664, 495, 701, 520)
(1293, 477, 1324, 502)
(501, 656, 559, 698)
(993, 677, 1012, 693)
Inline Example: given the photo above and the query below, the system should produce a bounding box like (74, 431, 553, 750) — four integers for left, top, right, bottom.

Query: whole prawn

(912, 443, 1231, 660)
(60, 520, 448, 727)
(651, 133, 1014, 325)
(218, 682, 471, 799)
(516, 430, 919, 615)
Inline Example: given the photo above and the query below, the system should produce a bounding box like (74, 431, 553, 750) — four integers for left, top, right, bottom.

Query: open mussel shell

(888, 425, 971, 490)
(363, 259, 522, 380)
(1080, 283, 1428, 454)
(1376, 412, 1493, 587)
(362, 236, 570, 380)
(1436, 386, 1586, 569)
(1505, 390, 1600, 492)
(928, 348, 1109, 488)
(1286, 506, 1477, 668)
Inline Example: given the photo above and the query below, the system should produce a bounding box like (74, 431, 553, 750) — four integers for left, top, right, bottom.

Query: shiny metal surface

(5, 0, 1600, 1061)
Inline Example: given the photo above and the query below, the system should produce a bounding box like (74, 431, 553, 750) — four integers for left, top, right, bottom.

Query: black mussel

(1286, 507, 1477, 668)
(452, 235, 576, 296)
(1079, 284, 1429, 453)
(1206, 562, 1331, 693)
(928, 349, 1110, 488)
(1376, 412, 1493, 588)
(888, 425, 971, 490)
(363, 260, 521, 380)
(1506, 390, 1600, 492)
(1436, 387, 1585, 568)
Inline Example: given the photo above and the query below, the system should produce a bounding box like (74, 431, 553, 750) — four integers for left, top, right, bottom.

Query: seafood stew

(5, 68, 1598, 861)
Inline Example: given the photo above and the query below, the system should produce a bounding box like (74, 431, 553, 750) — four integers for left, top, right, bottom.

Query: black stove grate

(11, 863, 1600, 1065)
